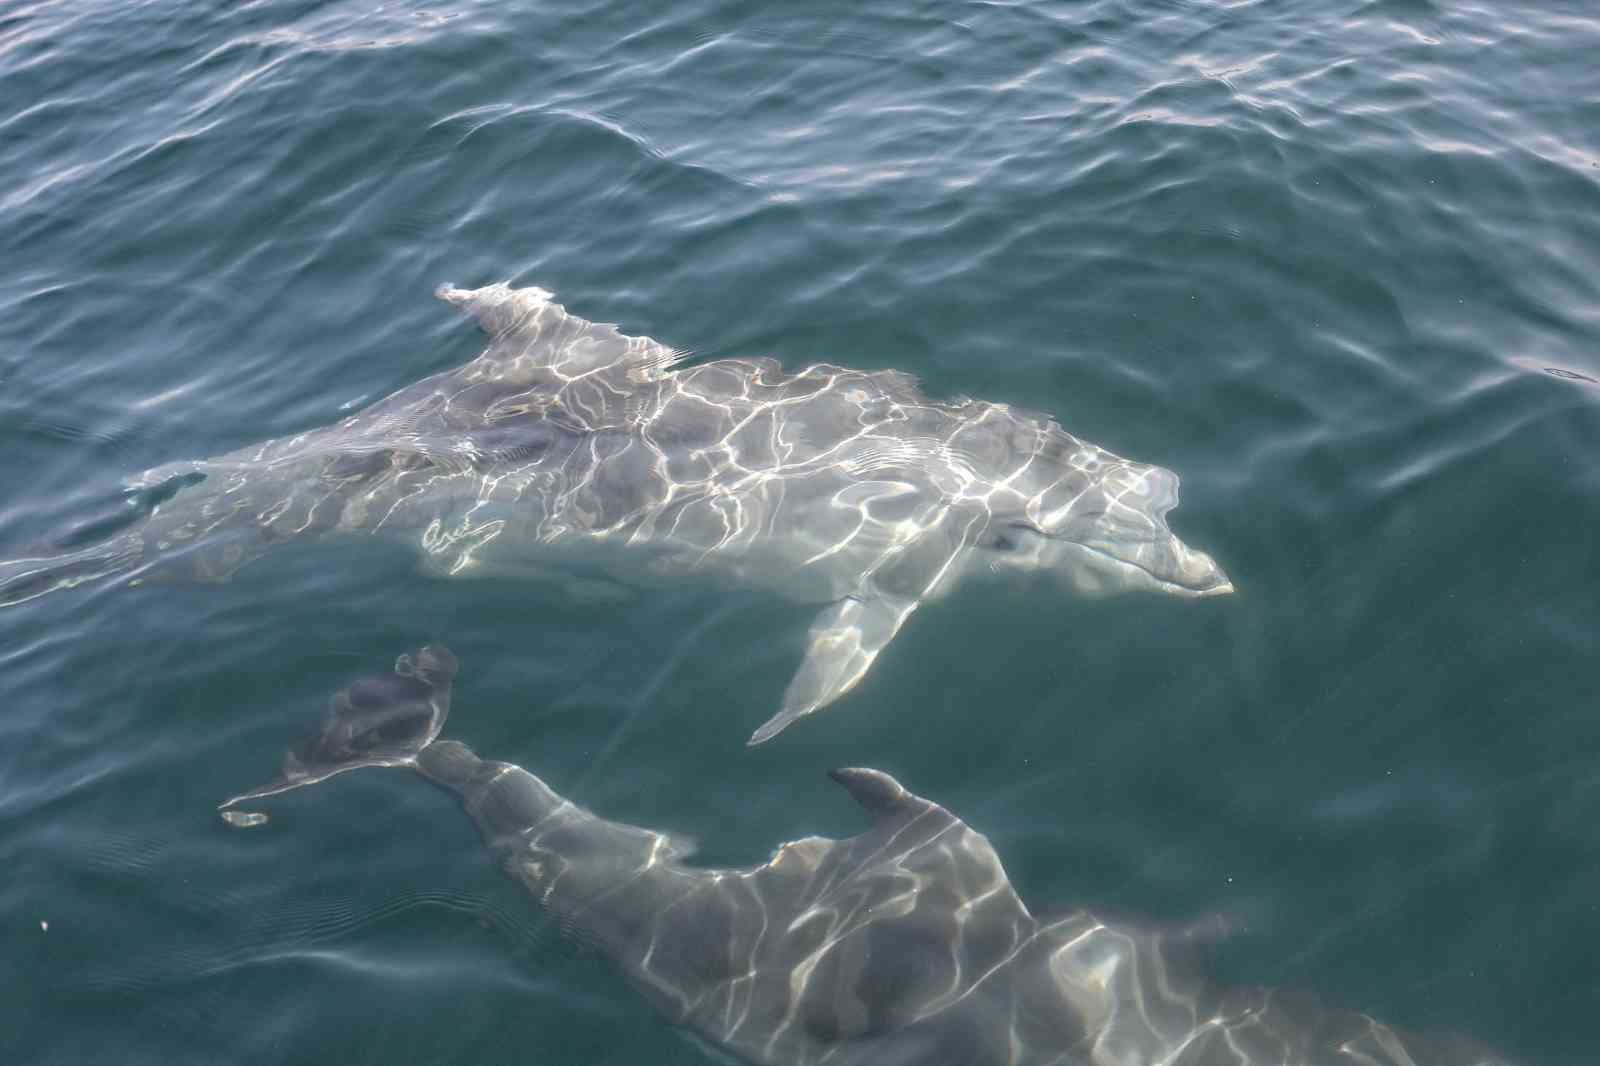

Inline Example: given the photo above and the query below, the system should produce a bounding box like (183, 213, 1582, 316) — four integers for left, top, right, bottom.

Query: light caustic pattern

(224, 650, 1505, 1066)
(425, 283, 1224, 596)
(0, 283, 1228, 740)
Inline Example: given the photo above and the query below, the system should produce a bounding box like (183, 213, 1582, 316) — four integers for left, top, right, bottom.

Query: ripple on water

(2, 0, 1599, 1063)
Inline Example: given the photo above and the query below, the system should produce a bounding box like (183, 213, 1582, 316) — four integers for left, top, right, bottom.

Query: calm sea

(3, 1, 1598, 1063)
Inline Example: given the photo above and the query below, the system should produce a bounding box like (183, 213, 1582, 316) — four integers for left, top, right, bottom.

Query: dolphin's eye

(989, 522, 1042, 551)
(988, 522, 1048, 553)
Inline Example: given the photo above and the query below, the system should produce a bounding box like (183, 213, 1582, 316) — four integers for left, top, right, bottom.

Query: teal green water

(3, 1, 1598, 1062)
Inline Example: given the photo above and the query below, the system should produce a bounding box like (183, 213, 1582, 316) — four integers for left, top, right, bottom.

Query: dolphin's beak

(1167, 541, 1233, 597)
(1067, 532, 1233, 599)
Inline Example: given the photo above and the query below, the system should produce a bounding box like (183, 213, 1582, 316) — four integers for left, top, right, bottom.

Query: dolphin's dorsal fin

(828, 767, 917, 822)
(437, 282, 686, 380)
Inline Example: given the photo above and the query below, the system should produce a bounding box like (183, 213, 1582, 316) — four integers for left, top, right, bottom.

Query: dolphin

(1, 283, 1230, 742)
(221, 648, 1507, 1066)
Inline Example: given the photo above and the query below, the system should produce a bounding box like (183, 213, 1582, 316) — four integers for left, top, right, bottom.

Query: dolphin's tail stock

(218, 646, 457, 824)
(0, 467, 221, 609)
(0, 530, 145, 608)
(216, 647, 676, 894)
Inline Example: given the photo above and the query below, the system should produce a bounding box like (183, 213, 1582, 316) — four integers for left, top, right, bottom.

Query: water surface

(3, 1, 1598, 1063)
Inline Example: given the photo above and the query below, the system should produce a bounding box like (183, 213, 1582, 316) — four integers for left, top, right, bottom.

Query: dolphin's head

(979, 518, 1231, 597)
(976, 461, 1231, 599)
(941, 408, 1230, 599)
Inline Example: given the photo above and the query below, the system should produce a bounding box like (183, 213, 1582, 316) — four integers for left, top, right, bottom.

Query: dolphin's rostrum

(222, 649, 1505, 1066)
(3, 284, 1230, 741)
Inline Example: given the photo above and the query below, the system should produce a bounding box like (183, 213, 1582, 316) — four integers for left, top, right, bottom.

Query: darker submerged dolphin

(221, 650, 1507, 1066)
(1, 283, 1229, 742)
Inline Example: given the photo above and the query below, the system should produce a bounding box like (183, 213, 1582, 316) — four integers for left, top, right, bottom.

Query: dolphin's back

(224, 651, 1509, 1066)
(428, 746, 1493, 1066)
(2, 279, 1213, 601)
(3, 282, 1230, 738)
(418, 748, 1469, 1065)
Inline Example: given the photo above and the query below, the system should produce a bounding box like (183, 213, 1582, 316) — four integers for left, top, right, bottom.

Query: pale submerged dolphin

(1, 284, 1230, 741)
(222, 649, 1507, 1066)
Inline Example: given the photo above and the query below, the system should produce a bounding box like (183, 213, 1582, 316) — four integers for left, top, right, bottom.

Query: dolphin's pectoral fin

(748, 593, 917, 745)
